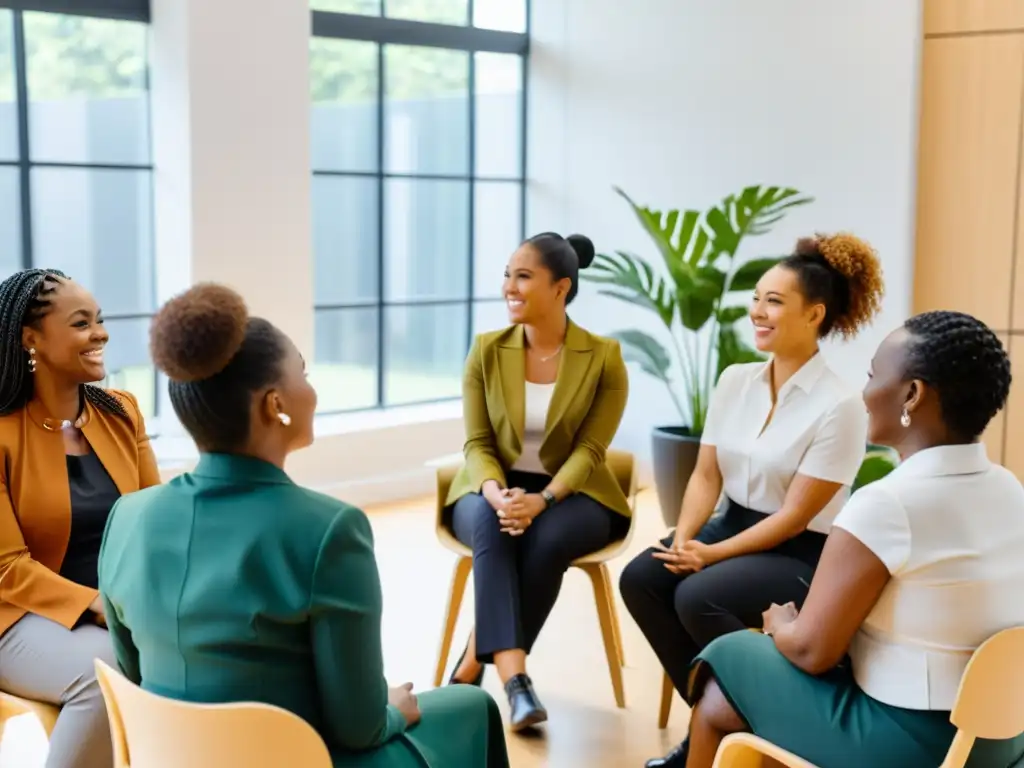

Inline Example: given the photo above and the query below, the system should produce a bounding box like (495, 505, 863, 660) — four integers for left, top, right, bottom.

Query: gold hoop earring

(277, 412, 292, 427)
(900, 408, 911, 428)
(27, 348, 36, 374)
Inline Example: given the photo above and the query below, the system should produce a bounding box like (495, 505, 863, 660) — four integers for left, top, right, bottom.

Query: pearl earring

(27, 348, 36, 373)
(900, 408, 911, 428)
(277, 412, 292, 427)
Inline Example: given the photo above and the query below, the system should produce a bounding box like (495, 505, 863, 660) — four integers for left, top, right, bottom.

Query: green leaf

(609, 330, 673, 382)
(677, 266, 725, 330)
(613, 187, 686, 281)
(716, 325, 765, 380)
(705, 206, 740, 259)
(584, 251, 676, 327)
(726, 256, 784, 292)
(717, 305, 748, 324)
(853, 453, 898, 491)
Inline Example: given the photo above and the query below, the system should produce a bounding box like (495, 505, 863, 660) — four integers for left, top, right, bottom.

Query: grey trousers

(0, 613, 116, 768)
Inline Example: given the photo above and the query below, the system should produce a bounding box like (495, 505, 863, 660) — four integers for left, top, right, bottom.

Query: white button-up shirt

(833, 442, 1024, 710)
(702, 354, 867, 533)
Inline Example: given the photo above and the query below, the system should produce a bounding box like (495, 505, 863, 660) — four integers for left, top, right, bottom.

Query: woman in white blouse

(683, 310, 1024, 768)
(620, 234, 886, 768)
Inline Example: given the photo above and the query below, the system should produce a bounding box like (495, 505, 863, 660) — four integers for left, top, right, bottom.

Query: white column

(148, 0, 313, 356)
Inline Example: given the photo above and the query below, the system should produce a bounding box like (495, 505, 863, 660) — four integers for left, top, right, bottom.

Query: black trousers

(450, 470, 626, 663)
(618, 500, 826, 698)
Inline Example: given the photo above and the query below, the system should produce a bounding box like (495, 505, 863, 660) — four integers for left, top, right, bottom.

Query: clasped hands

(492, 487, 546, 536)
(651, 537, 717, 573)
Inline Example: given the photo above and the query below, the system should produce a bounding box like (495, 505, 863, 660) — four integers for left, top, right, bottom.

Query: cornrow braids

(0, 268, 128, 420)
(903, 310, 1011, 442)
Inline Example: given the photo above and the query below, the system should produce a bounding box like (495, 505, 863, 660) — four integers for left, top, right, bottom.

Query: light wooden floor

(1, 489, 691, 767)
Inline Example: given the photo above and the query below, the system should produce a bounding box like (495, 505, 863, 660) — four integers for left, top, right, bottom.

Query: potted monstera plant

(583, 185, 813, 527)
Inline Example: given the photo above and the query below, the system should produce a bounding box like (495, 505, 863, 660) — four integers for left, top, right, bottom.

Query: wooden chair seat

(0, 690, 59, 740)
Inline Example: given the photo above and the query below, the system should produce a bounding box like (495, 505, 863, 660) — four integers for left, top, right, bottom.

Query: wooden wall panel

(925, 0, 1024, 35)
(1002, 338, 1024, 476)
(913, 35, 1024, 329)
(982, 334, 1010, 464)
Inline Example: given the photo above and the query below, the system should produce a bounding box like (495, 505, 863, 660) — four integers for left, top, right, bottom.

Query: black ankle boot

(504, 673, 548, 732)
(448, 639, 484, 686)
(644, 738, 689, 767)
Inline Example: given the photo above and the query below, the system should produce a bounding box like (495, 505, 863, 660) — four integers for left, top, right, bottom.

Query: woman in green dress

(98, 284, 510, 768)
(678, 311, 1024, 768)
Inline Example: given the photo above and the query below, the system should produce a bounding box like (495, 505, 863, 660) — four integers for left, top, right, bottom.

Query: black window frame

(311, 1, 530, 414)
(0, 0, 159, 415)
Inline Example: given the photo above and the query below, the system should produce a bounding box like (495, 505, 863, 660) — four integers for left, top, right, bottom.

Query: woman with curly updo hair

(621, 234, 886, 768)
(684, 311, 1024, 767)
(97, 284, 510, 768)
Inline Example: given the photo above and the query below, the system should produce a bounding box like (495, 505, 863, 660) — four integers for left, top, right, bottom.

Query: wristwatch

(541, 490, 556, 509)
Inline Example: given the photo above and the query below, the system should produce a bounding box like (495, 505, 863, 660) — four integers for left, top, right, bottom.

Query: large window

(310, 1, 528, 413)
(0, 3, 155, 420)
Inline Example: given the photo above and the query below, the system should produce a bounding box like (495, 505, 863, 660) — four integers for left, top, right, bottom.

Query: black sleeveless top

(59, 451, 121, 589)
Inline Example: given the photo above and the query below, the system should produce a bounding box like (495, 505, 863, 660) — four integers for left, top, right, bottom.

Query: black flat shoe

(504, 673, 548, 732)
(644, 739, 689, 767)
(448, 639, 484, 686)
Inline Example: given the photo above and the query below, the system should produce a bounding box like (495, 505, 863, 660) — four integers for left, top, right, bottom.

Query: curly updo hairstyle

(780, 233, 885, 339)
(149, 283, 287, 452)
(524, 232, 596, 305)
(903, 310, 1011, 442)
(0, 268, 127, 419)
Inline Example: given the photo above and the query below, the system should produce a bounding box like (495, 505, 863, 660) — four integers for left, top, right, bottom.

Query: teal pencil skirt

(690, 631, 1024, 768)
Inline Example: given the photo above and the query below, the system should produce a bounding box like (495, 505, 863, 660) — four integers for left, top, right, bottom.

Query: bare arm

(772, 528, 891, 673)
(674, 444, 724, 542)
(706, 474, 842, 562)
(771, 483, 908, 674)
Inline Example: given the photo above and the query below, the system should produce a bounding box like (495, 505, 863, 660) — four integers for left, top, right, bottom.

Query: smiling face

(750, 265, 825, 355)
(502, 243, 570, 325)
(22, 278, 109, 385)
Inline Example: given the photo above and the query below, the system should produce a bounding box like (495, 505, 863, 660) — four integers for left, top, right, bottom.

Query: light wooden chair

(432, 449, 638, 708)
(712, 626, 1024, 768)
(0, 690, 59, 742)
(93, 659, 332, 768)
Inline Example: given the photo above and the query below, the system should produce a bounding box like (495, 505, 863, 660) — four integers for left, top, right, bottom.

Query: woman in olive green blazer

(444, 232, 631, 732)
(98, 285, 509, 768)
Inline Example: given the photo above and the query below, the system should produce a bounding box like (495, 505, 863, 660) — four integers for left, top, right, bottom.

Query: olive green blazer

(445, 320, 631, 518)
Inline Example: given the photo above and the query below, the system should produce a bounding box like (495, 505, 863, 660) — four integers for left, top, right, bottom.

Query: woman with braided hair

(622, 233, 886, 768)
(0, 269, 159, 768)
(683, 310, 1024, 767)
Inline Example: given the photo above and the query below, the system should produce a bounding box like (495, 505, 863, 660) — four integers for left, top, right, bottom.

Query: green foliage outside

(582, 186, 813, 434)
(0, 5, 475, 106)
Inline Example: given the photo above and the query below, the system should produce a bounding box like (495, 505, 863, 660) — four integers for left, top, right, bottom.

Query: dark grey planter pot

(651, 426, 702, 529)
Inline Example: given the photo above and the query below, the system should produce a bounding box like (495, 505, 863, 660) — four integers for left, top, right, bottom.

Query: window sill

(149, 398, 466, 506)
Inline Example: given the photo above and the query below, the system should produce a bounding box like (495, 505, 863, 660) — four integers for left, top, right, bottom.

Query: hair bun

(793, 232, 885, 339)
(150, 283, 249, 383)
(566, 234, 595, 269)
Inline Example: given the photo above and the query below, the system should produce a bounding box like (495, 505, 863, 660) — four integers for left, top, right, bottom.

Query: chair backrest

(950, 626, 1024, 739)
(93, 660, 332, 768)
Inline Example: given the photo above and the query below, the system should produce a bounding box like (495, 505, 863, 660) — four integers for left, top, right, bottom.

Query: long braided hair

(0, 269, 128, 419)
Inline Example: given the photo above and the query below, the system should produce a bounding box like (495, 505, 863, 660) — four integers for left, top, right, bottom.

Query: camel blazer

(0, 389, 159, 637)
(445, 320, 632, 518)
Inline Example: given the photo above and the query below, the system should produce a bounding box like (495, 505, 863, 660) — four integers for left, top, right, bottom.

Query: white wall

(146, 0, 922, 502)
(527, 0, 923, 468)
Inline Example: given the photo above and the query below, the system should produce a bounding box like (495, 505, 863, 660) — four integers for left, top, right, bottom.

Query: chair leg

(601, 569, 626, 667)
(582, 562, 626, 708)
(433, 556, 473, 688)
(658, 670, 674, 729)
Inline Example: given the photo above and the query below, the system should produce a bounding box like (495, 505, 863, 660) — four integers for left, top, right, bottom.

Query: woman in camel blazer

(0, 269, 159, 768)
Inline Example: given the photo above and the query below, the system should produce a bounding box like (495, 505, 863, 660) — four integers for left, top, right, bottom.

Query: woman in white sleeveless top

(683, 310, 1024, 768)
